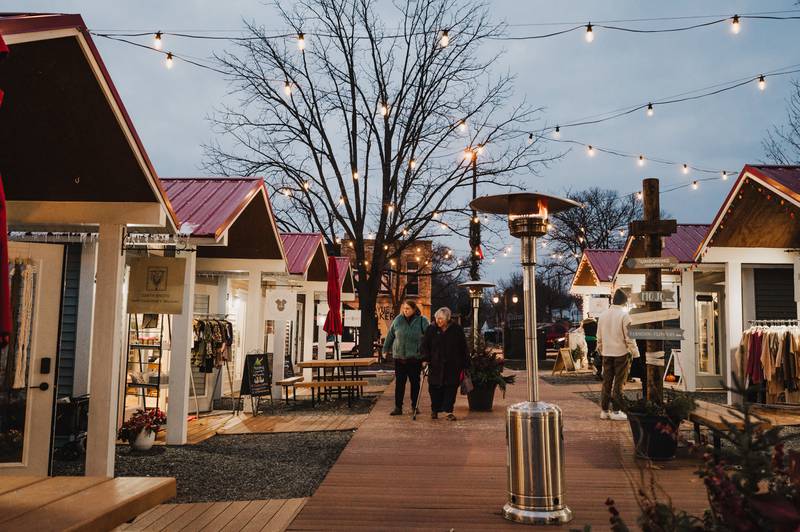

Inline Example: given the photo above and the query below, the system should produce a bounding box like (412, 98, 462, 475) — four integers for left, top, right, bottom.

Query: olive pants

(600, 355, 631, 411)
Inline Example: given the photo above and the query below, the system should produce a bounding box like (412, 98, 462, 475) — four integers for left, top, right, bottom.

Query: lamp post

(470, 192, 581, 526)
(458, 280, 495, 353)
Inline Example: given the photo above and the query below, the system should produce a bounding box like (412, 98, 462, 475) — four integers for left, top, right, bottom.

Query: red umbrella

(0, 35, 11, 347)
(323, 256, 343, 359)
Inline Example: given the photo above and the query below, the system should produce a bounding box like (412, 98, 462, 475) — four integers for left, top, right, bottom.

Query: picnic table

(0, 475, 175, 531)
(297, 358, 376, 405)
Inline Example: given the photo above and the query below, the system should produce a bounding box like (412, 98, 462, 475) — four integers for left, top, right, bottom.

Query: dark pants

(429, 383, 458, 413)
(395, 359, 422, 409)
(601, 355, 631, 411)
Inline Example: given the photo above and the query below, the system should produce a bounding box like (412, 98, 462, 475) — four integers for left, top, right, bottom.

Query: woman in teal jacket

(382, 299, 429, 416)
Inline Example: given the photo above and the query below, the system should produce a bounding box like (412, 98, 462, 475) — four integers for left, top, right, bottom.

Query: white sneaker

(600, 410, 611, 420)
(609, 411, 628, 421)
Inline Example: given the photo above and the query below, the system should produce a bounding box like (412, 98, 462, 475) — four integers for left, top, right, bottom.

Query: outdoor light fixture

(636, 191, 643, 200)
(758, 74, 766, 91)
(528, 133, 534, 145)
(492, 296, 500, 304)
(638, 155, 645, 166)
(297, 32, 306, 50)
(459, 281, 496, 353)
(470, 191, 581, 526)
(646, 103, 654, 117)
(459, 120, 468, 133)
(584, 23, 594, 42)
(722, 171, 729, 180)
(409, 158, 417, 169)
(692, 180, 699, 190)
(511, 295, 519, 304)
(165, 52, 174, 69)
(153, 31, 163, 50)
(440, 29, 450, 48)
(682, 163, 690, 174)
(586, 145, 595, 157)
(283, 81, 292, 96)
(731, 14, 741, 34)
(380, 102, 389, 116)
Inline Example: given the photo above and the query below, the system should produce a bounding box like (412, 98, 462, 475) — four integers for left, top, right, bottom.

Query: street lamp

(458, 280, 495, 353)
(470, 192, 581, 526)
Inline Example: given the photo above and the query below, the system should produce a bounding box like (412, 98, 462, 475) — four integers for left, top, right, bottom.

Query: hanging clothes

(191, 318, 233, 373)
(740, 324, 800, 405)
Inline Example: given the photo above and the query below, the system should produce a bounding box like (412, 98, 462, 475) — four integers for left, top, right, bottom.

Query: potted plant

(623, 392, 696, 460)
(467, 351, 516, 411)
(118, 408, 167, 451)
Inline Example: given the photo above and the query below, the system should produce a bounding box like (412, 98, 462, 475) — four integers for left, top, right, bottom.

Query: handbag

(459, 371, 474, 395)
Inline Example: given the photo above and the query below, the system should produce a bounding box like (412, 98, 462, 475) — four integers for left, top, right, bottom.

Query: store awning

(0, 13, 175, 231)
(695, 165, 800, 260)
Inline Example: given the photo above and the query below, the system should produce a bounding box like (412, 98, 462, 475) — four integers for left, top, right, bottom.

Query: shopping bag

(459, 371, 474, 395)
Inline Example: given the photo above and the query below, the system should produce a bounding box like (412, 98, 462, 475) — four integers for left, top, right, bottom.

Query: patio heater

(470, 192, 581, 526)
(458, 280, 495, 353)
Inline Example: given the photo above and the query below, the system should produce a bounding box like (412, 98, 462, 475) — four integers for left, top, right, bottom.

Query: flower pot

(131, 429, 156, 451)
(468, 383, 497, 411)
(627, 412, 678, 461)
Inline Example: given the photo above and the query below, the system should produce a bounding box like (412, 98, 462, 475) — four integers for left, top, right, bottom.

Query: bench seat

(689, 400, 772, 460)
(295, 380, 369, 407)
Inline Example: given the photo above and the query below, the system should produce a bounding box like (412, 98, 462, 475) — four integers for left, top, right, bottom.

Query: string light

(165, 52, 174, 69)
(546, 223, 553, 231)
(587, 145, 595, 157)
(692, 180, 699, 190)
(722, 171, 729, 180)
(682, 163, 690, 174)
(153, 31, 162, 50)
(282, 188, 292, 197)
(473, 216, 480, 224)
(352, 170, 359, 180)
(297, 32, 305, 50)
(439, 29, 450, 48)
(636, 191, 643, 201)
(379, 102, 389, 116)
(458, 120, 468, 133)
(463, 148, 475, 161)
(638, 155, 645, 166)
(409, 158, 417, 169)
(383, 244, 389, 250)
(441, 223, 449, 230)
(390, 259, 396, 266)
(527, 133, 534, 145)
(646, 103, 654, 117)
(476, 144, 485, 155)
(387, 203, 394, 213)
(302, 181, 310, 191)
(619, 229, 625, 236)
(402, 228, 409, 236)
(553, 126, 561, 139)
(283, 81, 292, 96)
(432, 211, 439, 218)
(758, 74, 766, 91)
(585, 23, 594, 43)
(512, 295, 519, 304)
(731, 14, 741, 34)
(339, 195, 346, 205)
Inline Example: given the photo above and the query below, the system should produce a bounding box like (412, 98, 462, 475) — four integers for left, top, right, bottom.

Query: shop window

(406, 261, 419, 296)
(755, 268, 796, 320)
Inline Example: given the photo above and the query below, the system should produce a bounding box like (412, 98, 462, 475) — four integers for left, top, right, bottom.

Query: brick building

(341, 239, 433, 338)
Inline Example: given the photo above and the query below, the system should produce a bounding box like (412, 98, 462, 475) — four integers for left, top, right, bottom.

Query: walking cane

(412, 365, 428, 421)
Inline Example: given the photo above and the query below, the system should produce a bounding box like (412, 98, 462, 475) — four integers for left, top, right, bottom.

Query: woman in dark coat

(420, 307, 469, 421)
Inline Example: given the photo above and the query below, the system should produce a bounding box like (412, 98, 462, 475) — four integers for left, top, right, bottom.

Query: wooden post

(642, 179, 664, 403)
(166, 251, 196, 445)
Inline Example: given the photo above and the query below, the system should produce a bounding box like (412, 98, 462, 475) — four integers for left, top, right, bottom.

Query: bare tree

(205, 0, 552, 355)
(538, 188, 642, 287)
(763, 80, 800, 165)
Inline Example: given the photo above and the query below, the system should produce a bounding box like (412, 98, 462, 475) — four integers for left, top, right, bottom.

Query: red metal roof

(0, 13, 177, 229)
(584, 249, 623, 282)
(747, 165, 800, 202)
(665, 224, 710, 263)
(281, 233, 324, 275)
(160, 178, 263, 240)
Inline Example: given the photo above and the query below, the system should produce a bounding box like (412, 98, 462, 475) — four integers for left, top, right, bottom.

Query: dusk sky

(17, 1, 800, 281)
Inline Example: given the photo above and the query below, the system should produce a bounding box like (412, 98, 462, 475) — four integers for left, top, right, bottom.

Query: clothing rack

(747, 319, 800, 326)
(191, 314, 236, 416)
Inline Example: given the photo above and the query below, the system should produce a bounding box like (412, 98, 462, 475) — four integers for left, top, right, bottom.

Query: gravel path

(53, 431, 353, 503)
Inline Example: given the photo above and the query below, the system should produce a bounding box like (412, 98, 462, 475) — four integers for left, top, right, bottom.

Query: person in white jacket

(596, 289, 640, 420)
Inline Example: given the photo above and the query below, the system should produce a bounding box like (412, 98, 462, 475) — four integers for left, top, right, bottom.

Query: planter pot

(627, 412, 678, 461)
(131, 429, 156, 451)
(468, 383, 497, 411)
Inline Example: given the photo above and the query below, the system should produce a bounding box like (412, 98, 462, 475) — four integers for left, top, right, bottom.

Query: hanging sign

(265, 289, 295, 321)
(240, 353, 271, 397)
(629, 308, 680, 325)
(316, 302, 329, 326)
(630, 290, 675, 304)
(629, 328, 685, 341)
(127, 256, 186, 314)
(625, 257, 679, 269)
(344, 309, 361, 327)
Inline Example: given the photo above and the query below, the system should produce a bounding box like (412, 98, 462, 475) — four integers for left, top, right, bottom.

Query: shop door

(1, 242, 64, 475)
(695, 293, 721, 380)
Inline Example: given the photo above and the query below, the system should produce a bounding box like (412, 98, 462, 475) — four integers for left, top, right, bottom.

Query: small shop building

(570, 249, 622, 319)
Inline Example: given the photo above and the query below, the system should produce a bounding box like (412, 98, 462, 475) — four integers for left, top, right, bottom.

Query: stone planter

(467, 383, 497, 411)
(131, 429, 156, 451)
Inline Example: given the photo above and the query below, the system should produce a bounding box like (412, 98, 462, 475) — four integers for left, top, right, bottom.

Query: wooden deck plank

(0, 476, 47, 496)
(198, 500, 250, 531)
(118, 502, 175, 530)
(159, 502, 215, 531)
(238, 500, 286, 532)
(262, 499, 306, 532)
(141, 503, 196, 531)
(0, 476, 105, 523)
(177, 502, 232, 532)
(218, 500, 270, 532)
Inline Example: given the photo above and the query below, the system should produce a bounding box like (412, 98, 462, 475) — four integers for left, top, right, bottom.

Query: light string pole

(471, 191, 581, 526)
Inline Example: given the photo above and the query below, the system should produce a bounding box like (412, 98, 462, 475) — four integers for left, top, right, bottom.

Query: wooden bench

(689, 400, 772, 460)
(295, 380, 369, 407)
(276, 376, 304, 404)
(0, 476, 175, 531)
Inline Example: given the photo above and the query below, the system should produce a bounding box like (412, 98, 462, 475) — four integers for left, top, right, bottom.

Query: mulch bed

(255, 396, 377, 416)
(53, 432, 353, 502)
(541, 371, 601, 386)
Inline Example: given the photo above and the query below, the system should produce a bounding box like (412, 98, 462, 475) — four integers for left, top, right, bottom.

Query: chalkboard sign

(240, 354, 271, 397)
(283, 358, 295, 379)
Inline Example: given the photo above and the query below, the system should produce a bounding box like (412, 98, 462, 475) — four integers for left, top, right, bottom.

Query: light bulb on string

(552, 125, 561, 139)
(722, 171, 729, 180)
(402, 228, 409, 236)
(297, 32, 305, 50)
(585, 23, 594, 43)
(758, 74, 766, 91)
(387, 203, 394, 213)
(283, 81, 292, 96)
(352, 170, 359, 181)
(339, 195, 346, 205)
(636, 191, 643, 201)
(527, 133, 534, 145)
(439, 29, 450, 48)
(618, 229, 625, 237)
(476, 145, 485, 156)
(546, 223, 553, 231)
(409, 158, 417, 169)
(473, 216, 480, 224)
(646, 103, 654, 117)
(587, 145, 595, 157)
(302, 181, 310, 191)
(432, 211, 439, 218)
(165, 52, 174, 69)
(379, 102, 389, 116)
(282, 188, 292, 197)
(153, 31, 163, 50)
(692, 180, 699, 190)
(731, 15, 741, 34)
(463, 148, 475, 161)
(458, 120, 467, 133)
(682, 163, 690, 175)
(638, 155, 645, 167)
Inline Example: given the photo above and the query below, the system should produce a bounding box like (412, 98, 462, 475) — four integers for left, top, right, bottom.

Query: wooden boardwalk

(116, 498, 306, 531)
(153, 413, 368, 445)
(289, 371, 710, 531)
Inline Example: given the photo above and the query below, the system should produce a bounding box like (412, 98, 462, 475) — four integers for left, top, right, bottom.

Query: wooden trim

(7, 201, 165, 227)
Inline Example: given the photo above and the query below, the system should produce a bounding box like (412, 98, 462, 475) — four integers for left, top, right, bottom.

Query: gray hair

(434, 307, 452, 321)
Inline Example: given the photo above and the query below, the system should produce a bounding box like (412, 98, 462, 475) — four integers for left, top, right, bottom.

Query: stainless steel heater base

(502, 504, 574, 525)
